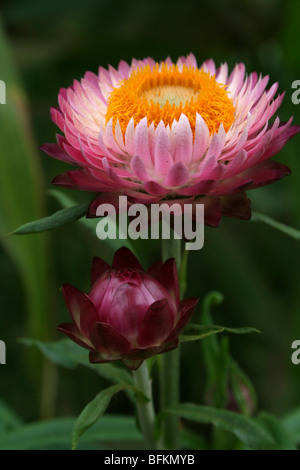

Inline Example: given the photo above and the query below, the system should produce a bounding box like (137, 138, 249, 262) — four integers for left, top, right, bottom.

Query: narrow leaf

(20, 338, 149, 406)
(10, 203, 89, 235)
(251, 211, 300, 240)
(20, 338, 133, 387)
(72, 384, 132, 450)
(256, 412, 297, 450)
(0, 415, 142, 450)
(181, 323, 260, 343)
(166, 404, 285, 450)
(48, 189, 135, 252)
(179, 326, 224, 343)
(220, 326, 261, 335)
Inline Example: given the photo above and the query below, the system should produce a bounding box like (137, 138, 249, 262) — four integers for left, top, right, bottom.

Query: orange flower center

(105, 63, 235, 136)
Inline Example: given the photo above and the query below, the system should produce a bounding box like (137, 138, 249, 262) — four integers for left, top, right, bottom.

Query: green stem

(160, 237, 182, 449)
(162, 237, 182, 266)
(132, 361, 158, 449)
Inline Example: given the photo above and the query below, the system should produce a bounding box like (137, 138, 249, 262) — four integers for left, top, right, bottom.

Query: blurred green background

(0, 0, 300, 443)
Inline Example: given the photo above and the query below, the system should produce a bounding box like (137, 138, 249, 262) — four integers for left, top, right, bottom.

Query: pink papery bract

(57, 247, 198, 369)
(41, 54, 300, 227)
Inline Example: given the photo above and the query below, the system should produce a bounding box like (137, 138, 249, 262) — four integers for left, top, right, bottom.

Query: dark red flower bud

(57, 247, 198, 369)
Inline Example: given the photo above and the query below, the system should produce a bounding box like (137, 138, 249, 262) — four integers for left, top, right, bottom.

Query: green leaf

(180, 427, 208, 450)
(166, 404, 286, 450)
(0, 398, 22, 434)
(20, 338, 149, 405)
(20, 337, 87, 369)
(0, 415, 142, 450)
(256, 412, 297, 450)
(179, 325, 224, 342)
(72, 384, 131, 450)
(251, 211, 300, 240)
(180, 323, 260, 343)
(20, 338, 133, 387)
(47, 188, 81, 209)
(48, 188, 135, 253)
(220, 326, 261, 335)
(10, 203, 89, 235)
(282, 406, 300, 445)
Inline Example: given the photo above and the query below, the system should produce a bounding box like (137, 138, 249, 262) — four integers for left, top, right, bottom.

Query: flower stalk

(132, 361, 158, 450)
(160, 237, 182, 449)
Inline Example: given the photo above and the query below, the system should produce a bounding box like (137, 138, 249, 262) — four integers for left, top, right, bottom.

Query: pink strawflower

(42, 54, 300, 226)
(57, 247, 198, 369)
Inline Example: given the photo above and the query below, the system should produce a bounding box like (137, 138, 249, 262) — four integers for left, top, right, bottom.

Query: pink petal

(98, 129, 119, 160)
(227, 63, 246, 96)
(205, 124, 226, 160)
(57, 323, 92, 349)
(242, 160, 291, 189)
(196, 196, 222, 227)
(51, 172, 76, 189)
(193, 114, 210, 162)
(143, 180, 170, 196)
(177, 179, 216, 196)
(201, 59, 216, 75)
(91, 257, 111, 286)
(166, 297, 199, 341)
(50, 107, 65, 132)
(147, 260, 163, 278)
(118, 60, 131, 78)
(104, 118, 126, 155)
(87, 193, 123, 218)
(174, 114, 193, 165)
(196, 154, 218, 179)
(223, 149, 248, 179)
(89, 351, 118, 364)
(216, 63, 228, 84)
(134, 117, 153, 168)
(89, 322, 131, 355)
(112, 246, 143, 271)
(40, 143, 76, 165)
(124, 118, 135, 155)
(221, 192, 251, 220)
(137, 299, 174, 348)
(130, 155, 151, 181)
(165, 162, 190, 187)
(61, 284, 84, 328)
(153, 258, 180, 307)
(154, 126, 174, 176)
(185, 53, 198, 68)
(79, 295, 99, 338)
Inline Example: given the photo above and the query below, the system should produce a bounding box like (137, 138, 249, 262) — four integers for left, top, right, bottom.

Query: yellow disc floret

(105, 63, 235, 136)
